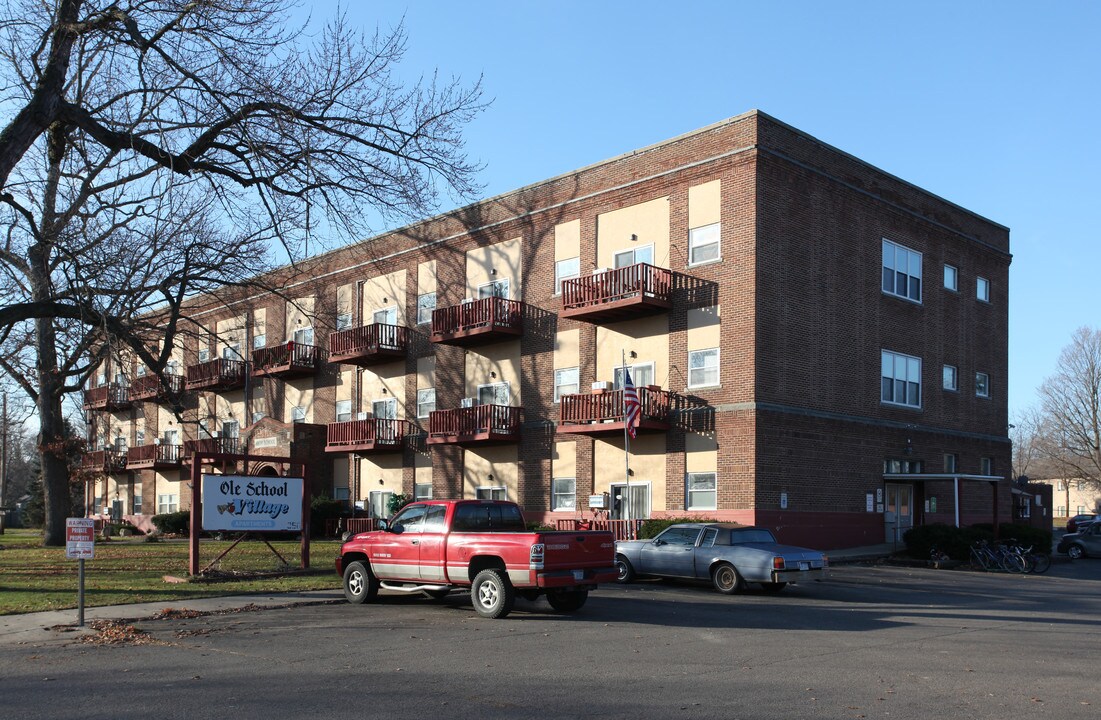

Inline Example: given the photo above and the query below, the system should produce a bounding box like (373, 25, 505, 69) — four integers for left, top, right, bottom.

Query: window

(688, 223, 721, 265)
(222, 420, 239, 439)
(336, 313, 352, 331)
(198, 419, 211, 439)
(610, 483, 649, 520)
(368, 490, 393, 519)
(422, 504, 446, 531)
(293, 326, 314, 345)
(222, 343, 242, 361)
(136, 366, 146, 377)
(372, 398, 397, 420)
(980, 457, 993, 476)
(157, 494, 178, 514)
(944, 264, 958, 291)
(162, 429, 179, 446)
(943, 365, 958, 391)
(291, 406, 306, 423)
(884, 458, 924, 474)
(253, 333, 266, 349)
(416, 293, 436, 325)
(555, 257, 580, 295)
(333, 487, 350, 501)
(975, 372, 990, 398)
(478, 278, 509, 299)
(477, 382, 510, 406)
(251, 411, 266, 424)
(372, 307, 397, 326)
(944, 454, 957, 473)
(881, 350, 921, 408)
(335, 400, 352, 423)
(613, 363, 654, 390)
(882, 239, 922, 303)
(416, 388, 436, 419)
(614, 244, 653, 268)
(686, 472, 717, 510)
(132, 492, 142, 515)
(415, 482, 433, 501)
(166, 360, 181, 375)
(654, 527, 702, 546)
(198, 348, 210, 363)
(113, 435, 128, 452)
(976, 277, 990, 302)
(554, 367, 579, 402)
(688, 348, 720, 388)
(475, 486, 508, 501)
(136, 429, 145, 446)
(552, 477, 576, 511)
(1056, 505, 1066, 517)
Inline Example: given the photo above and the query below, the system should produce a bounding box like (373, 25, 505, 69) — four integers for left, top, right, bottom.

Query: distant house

(1037, 479, 1101, 524)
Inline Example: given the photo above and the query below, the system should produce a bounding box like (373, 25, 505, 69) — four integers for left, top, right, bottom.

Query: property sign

(65, 518, 96, 559)
(201, 475, 303, 532)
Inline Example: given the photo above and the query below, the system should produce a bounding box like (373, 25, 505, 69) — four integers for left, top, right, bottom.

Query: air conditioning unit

(460, 397, 477, 408)
(462, 297, 474, 304)
(591, 381, 612, 391)
(153, 438, 161, 445)
(356, 411, 371, 420)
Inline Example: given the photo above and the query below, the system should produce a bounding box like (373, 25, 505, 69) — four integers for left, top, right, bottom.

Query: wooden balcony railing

(560, 263, 673, 322)
(328, 324, 408, 366)
(82, 384, 131, 412)
(427, 404, 522, 445)
(323, 517, 380, 537)
(185, 358, 247, 391)
(129, 373, 185, 403)
(324, 418, 414, 454)
(182, 437, 240, 458)
(252, 341, 322, 379)
(80, 449, 127, 473)
(555, 518, 643, 541)
(430, 297, 524, 346)
(126, 443, 183, 470)
(556, 386, 672, 436)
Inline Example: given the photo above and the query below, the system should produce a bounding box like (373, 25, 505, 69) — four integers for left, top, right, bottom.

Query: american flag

(623, 368, 641, 439)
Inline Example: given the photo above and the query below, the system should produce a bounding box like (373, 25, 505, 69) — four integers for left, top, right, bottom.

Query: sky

(306, 0, 1100, 418)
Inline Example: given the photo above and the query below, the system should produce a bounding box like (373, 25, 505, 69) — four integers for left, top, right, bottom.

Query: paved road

(1, 560, 1098, 720)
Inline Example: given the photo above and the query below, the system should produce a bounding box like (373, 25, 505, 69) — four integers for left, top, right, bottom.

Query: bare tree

(1010, 406, 1045, 483)
(0, 0, 484, 544)
(1035, 326, 1101, 493)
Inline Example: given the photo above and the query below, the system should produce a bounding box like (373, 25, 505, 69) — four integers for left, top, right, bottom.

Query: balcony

(185, 358, 247, 391)
(560, 263, 673, 323)
(430, 297, 524, 346)
(80, 449, 127, 474)
(126, 443, 183, 470)
(252, 341, 322, 379)
(427, 404, 522, 445)
(556, 386, 672, 436)
(328, 324, 408, 366)
(82, 384, 131, 412)
(129, 373, 185, 403)
(182, 437, 240, 458)
(324, 418, 415, 454)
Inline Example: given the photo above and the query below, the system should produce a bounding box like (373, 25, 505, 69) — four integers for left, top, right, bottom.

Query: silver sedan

(615, 523, 829, 593)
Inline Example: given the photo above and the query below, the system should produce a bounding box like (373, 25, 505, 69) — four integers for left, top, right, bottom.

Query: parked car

(1057, 521, 1101, 560)
(1065, 513, 1097, 534)
(614, 523, 829, 593)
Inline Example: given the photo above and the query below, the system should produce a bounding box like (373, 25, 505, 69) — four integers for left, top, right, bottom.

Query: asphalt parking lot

(2, 560, 1099, 720)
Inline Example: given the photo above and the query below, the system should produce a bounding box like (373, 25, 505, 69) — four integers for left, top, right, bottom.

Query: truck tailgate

(539, 531, 616, 569)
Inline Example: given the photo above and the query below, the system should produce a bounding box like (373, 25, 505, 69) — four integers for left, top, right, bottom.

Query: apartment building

(82, 110, 1011, 550)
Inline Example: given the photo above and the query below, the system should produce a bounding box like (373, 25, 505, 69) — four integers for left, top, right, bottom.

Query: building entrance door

(884, 483, 913, 545)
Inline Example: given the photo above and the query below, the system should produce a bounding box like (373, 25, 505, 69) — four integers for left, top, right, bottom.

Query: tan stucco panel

(360, 454, 403, 502)
(362, 270, 407, 325)
(595, 315, 670, 387)
(554, 328, 580, 371)
(464, 340, 521, 405)
(336, 368, 353, 403)
(252, 308, 266, 344)
(687, 305, 721, 351)
(688, 180, 721, 229)
(336, 283, 354, 319)
(215, 315, 247, 356)
(215, 390, 246, 428)
(555, 219, 581, 261)
(361, 361, 407, 417)
(286, 296, 316, 338)
(417, 356, 436, 389)
(331, 456, 350, 495)
(594, 434, 667, 513)
(553, 441, 577, 479)
(466, 237, 522, 299)
(418, 260, 437, 295)
(596, 197, 670, 269)
(464, 446, 519, 501)
(685, 431, 719, 473)
(283, 383, 314, 424)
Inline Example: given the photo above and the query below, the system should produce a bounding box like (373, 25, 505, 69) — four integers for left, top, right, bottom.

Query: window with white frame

(610, 483, 649, 520)
(293, 326, 314, 345)
(336, 313, 352, 331)
(476, 486, 507, 501)
(291, 406, 306, 423)
(555, 257, 580, 295)
(613, 362, 654, 390)
(132, 492, 143, 515)
(552, 477, 576, 511)
(881, 350, 921, 408)
(197, 348, 210, 363)
(688, 348, 720, 388)
(222, 343, 242, 360)
(980, 457, 993, 476)
(882, 239, 922, 303)
(944, 264, 958, 291)
(372, 307, 396, 326)
(335, 400, 352, 423)
(477, 382, 510, 406)
(368, 490, 393, 519)
(944, 454, 957, 473)
(333, 486, 350, 501)
(975, 372, 990, 398)
(943, 365, 958, 391)
(136, 366, 146, 377)
(614, 244, 654, 268)
(415, 482, 433, 500)
(686, 472, 717, 510)
(157, 494, 178, 514)
(554, 367, 579, 402)
(251, 411, 266, 424)
(884, 458, 923, 474)
(688, 223, 721, 265)
(198, 419, 211, 439)
(976, 277, 990, 302)
(222, 420, 239, 439)
(372, 398, 397, 420)
(252, 333, 266, 349)
(416, 292, 436, 325)
(136, 429, 145, 446)
(416, 388, 436, 418)
(1056, 505, 1066, 517)
(478, 278, 509, 299)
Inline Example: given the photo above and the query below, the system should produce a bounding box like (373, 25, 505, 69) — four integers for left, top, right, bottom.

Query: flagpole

(622, 350, 632, 539)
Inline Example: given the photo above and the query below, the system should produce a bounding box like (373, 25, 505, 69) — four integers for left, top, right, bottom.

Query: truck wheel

(615, 555, 636, 583)
(343, 561, 379, 604)
(711, 562, 745, 595)
(546, 590, 588, 612)
(472, 568, 515, 619)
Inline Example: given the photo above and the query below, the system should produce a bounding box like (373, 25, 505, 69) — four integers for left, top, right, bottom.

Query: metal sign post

(66, 518, 95, 626)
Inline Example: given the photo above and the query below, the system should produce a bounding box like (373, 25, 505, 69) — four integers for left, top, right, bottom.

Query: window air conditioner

(460, 397, 476, 408)
(357, 411, 371, 420)
(462, 297, 474, 304)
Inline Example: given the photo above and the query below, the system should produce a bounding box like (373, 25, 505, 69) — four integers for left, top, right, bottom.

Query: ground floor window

(158, 494, 178, 514)
(132, 491, 143, 515)
(552, 477, 576, 511)
(368, 490, 393, 519)
(415, 482, 433, 500)
(475, 486, 507, 501)
(610, 483, 649, 520)
(686, 472, 717, 510)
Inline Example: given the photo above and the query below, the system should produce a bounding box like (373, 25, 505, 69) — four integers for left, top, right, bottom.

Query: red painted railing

(129, 373, 185, 401)
(83, 384, 130, 410)
(252, 341, 320, 372)
(431, 297, 523, 338)
(326, 418, 412, 449)
(559, 386, 671, 425)
(328, 324, 408, 358)
(556, 518, 643, 541)
(561, 263, 673, 311)
(185, 358, 247, 389)
(80, 449, 127, 472)
(127, 443, 182, 465)
(429, 404, 522, 438)
(183, 437, 240, 457)
(324, 517, 380, 536)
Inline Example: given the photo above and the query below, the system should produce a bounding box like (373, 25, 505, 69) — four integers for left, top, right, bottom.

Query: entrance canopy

(883, 473, 1004, 529)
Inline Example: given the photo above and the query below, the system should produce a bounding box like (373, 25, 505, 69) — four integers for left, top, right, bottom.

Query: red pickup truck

(336, 499, 617, 618)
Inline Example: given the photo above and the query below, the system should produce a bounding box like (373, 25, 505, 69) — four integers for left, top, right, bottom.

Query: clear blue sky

(312, 0, 1100, 417)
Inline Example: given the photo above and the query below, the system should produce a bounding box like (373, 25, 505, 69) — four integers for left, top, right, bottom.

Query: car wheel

(760, 582, 787, 593)
(711, 562, 745, 595)
(546, 590, 588, 612)
(472, 568, 515, 619)
(1068, 544, 1086, 560)
(342, 560, 379, 604)
(615, 555, 636, 583)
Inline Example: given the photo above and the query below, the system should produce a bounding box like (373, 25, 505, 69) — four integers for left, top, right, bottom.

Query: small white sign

(201, 475, 303, 532)
(253, 437, 278, 449)
(866, 493, 875, 512)
(780, 492, 788, 510)
(588, 494, 606, 509)
(66, 518, 96, 559)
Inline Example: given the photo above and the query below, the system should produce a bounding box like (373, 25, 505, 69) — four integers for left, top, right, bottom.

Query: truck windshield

(452, 503, 526, 531)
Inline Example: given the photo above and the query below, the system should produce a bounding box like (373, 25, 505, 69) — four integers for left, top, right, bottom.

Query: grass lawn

(0, 528, 341, 615)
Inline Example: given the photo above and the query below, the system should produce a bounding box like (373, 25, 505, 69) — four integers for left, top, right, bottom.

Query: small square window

(975, 372, 990, 398)
(882, 239, 922, 303)
(944, 454, 957, 473)
(552, 477, 576, 511)
(414, 482, 433, 500)
(944, 264, 958, 291)
(882, 350, 922, 408)
(292, 406, 307, 423)
(554, 367, 579, 403)
(943, 365, 958, 391)
(688, 348, 720, 388)
(555, 257, 580, 295)
(687, 472, 717, 510)
(688, 223, 721, 265)
(336, 313, 352, 331)
(252, 333, 266, 349)
(417, 293, 436, 325)
(335, 400, 352, 423)
(980, 457, 993, 476)
(417, 388, 436, 419)
(976, 277, 990, 302)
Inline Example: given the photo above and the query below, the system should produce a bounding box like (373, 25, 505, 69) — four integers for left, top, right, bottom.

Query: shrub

(903, 522, 1052, 561)
(152, 510, 191, 536)
(638, 516, 720, 540)
(972, 523, 1052, 554)
(310, 496, 348, 537)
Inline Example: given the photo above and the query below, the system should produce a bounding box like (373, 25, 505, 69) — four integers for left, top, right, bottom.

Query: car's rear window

(451, 503, 526, 531)
(728, 528, 776, 544)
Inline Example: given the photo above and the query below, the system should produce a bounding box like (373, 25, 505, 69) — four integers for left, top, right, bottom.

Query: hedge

(903, 523, 1052, 562)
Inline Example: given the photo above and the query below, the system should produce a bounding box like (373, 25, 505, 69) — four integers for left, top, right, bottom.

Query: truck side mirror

(377, 519, 389, 532)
